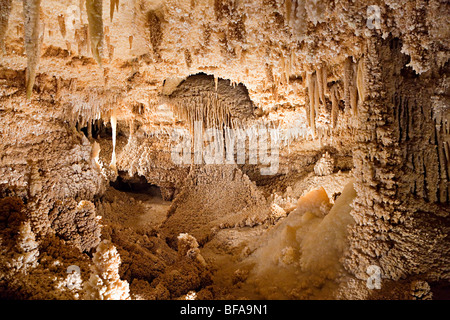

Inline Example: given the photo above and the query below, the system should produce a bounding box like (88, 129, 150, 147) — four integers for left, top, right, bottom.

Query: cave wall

(0, 0, 448, 298)
(0, 98, 106, 249)
(345, 34, 450, 284)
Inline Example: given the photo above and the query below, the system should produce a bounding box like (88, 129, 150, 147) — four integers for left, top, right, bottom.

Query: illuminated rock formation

(0, 0, 448, 301)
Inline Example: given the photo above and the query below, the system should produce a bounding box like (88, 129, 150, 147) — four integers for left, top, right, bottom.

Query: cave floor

(95, 169, 354, 299)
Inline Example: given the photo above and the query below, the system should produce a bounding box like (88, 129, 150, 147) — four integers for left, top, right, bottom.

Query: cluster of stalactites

(433, 109, 450, 203)
(305, 66, 327, 135)
(2, 0, 106, 99)
(170, 92, 246, 133)
(305, 56, 366, 136)
(343, 56, 366, 118)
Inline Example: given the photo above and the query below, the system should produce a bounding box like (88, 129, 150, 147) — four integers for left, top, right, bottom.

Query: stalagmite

(23, 0, 41, 99)
(86, 0, 103, 67)
(0, 0, 13, 53)
(0, 0, 448, 302)
(84, 240, 130, 300)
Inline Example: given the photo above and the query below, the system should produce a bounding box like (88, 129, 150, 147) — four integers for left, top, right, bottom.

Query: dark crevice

(110, 171, 163, 198)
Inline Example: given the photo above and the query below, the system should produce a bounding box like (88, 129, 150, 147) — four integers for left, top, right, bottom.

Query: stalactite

(110, 0, 119, 21)
(285, 0, 292, 25)
(344, 57, 358, 116)
(184, 49, 192, 68)
(445, 139, 449, 165)
(343, 57, 352, 112)
(105, 34, 110, 56)
(272, 84, 279, 102)
(314, 72, 320, 116)
(79, 0, 84, 18)
(290, 0, 307, 36)
(55, 76, 61, 98)
(435, 114, 449, 203)
(23, 0, 41, 99)
(236, 44, 243, 62)
(282, 55, 289, 85)
(86, 0, 103, 67)
(108, 44, 114, 61)
(305, 94, 310, 129)
(147, 10, 162, 59)
(168, 75, 253, 133)
(173, 93, 237, 132)
(331, 84, 339, 129)
(92, 141, 101, 169)
(57, 14, 66, 38)
(110, 110, 117, 171)
(129, 119, 134, 140)
(356, 57, 365, 104)
(0, 0, 13, 53)
(350, 62, 358, 116)
(316, 67, 325, 104)
(321, 65, 328, 97)
(306, 72, 316, 135)
(87, 121, 92, 139)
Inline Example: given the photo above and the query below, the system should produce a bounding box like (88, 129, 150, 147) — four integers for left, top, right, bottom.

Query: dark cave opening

(76, 119, 106, 140)
(110, 171, 163, 198)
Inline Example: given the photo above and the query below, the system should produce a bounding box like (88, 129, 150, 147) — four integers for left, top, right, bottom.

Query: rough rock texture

(0, 0, 448, 300)
(0, 99, 106, 245)
(116, 129, 190, 201)
(0, 196, 94, 299)
(160, 164, 271, 246)
(48, 199, 101, 252)
(83, 239, 131, 300)
(166, 73, 256, 130)
(314, 152, 334, 176)
(344, 35, 450, 290)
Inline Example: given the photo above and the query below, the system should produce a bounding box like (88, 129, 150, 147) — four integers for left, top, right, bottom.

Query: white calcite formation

(84, 240, 130, 300)
(314, 152, 334, 176)
(0, 0, 448, 300)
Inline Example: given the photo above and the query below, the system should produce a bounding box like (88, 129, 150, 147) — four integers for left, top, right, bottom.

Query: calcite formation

(0, 0, 448, 300)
